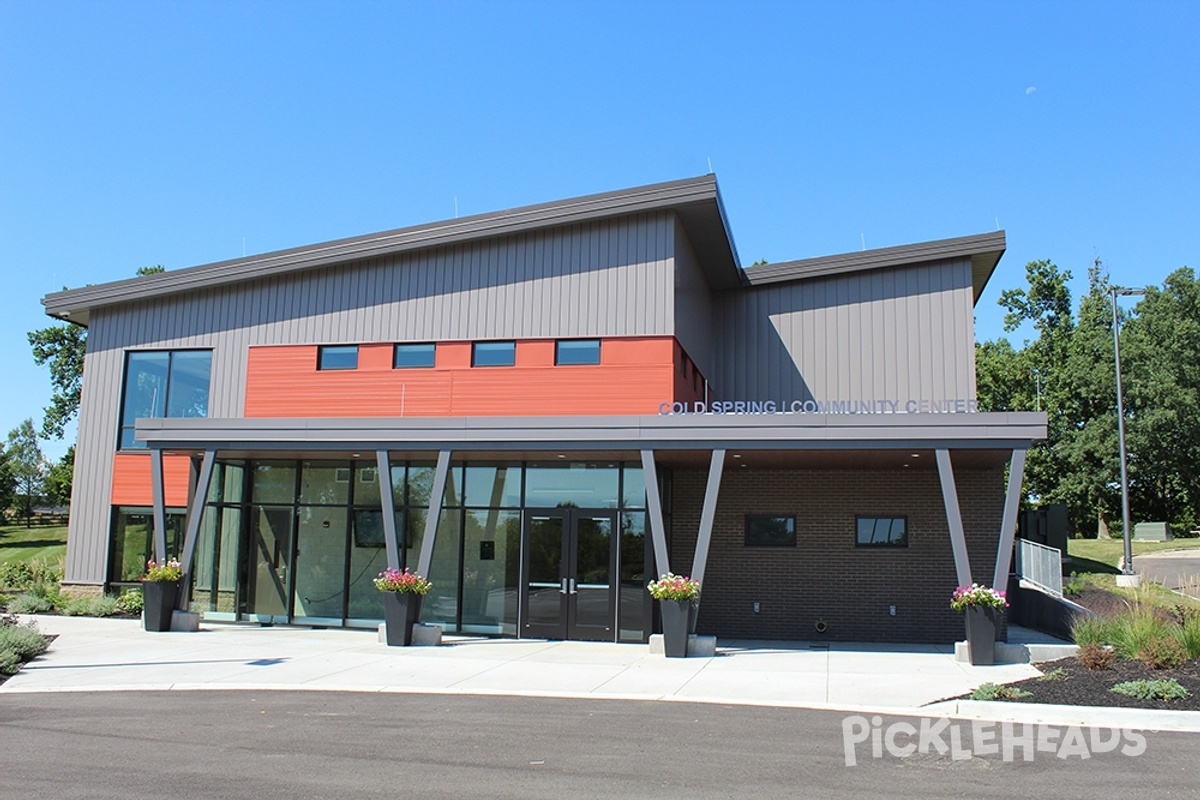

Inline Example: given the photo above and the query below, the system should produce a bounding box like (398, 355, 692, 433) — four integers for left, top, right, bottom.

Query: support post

(936, 449, 973, 587)
(150, 446, 167, 563)
(641, 450, 670, 578)
(177, 449, 215, 611)
(377, 450, 401, 571)
(690, 449, 725, 587)
(992, 448, 1027, 589)
(416, 450, 452, 579)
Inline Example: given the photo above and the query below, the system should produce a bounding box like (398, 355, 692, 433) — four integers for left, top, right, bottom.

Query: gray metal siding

(672, 217, 713, 376)
(710, 258, 977, 403)
(64, 213, 677, 583)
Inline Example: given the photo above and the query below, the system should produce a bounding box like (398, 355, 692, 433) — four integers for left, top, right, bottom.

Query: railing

(1016, 539, 1063, 598)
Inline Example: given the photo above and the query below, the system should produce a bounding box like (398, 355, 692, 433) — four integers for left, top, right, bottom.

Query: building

(42, 175, 1045, 643)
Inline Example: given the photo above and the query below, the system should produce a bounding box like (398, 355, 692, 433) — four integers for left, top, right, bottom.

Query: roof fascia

(743, 231, 1006, 304)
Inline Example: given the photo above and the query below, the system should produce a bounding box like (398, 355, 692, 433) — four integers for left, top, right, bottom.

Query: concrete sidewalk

(5, 615, 1199, 732)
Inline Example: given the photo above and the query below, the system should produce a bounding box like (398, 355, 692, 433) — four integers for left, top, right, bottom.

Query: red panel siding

(244, 336, 699, 418)
(111, 454, 192, 507)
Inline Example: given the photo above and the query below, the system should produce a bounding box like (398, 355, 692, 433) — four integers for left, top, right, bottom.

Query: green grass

(1068, 537, 1200, 569)
(0, 523, 68, 566)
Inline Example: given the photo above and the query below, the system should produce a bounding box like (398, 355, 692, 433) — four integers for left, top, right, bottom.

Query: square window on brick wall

(855, 516, 908, 547)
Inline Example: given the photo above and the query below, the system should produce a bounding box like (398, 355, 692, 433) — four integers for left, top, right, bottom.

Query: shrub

(0, 562, 36, 591)
(6, 594, 54, 614)
(89, 596, 121, 617)
(0, 622, 49, 660)
(1110, 605, 1178, 660)
(62, 598, 91, 616)
(1063, 572, 1087, 598)
(1070, 614, 1115, 648)
(969, 682, 1032, 701)
(1138, 636, 1189, 670)
(1181, 610, 1200, 660)
(116, 589, 143, 615)
(1037, 667, 1067, 682)
(0, 648, 21, 676)
(1077, 642, 1117, 670)
(1111, 679, 1190, 702)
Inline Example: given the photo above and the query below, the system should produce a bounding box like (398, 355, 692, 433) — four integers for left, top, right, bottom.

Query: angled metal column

(377, 450, 401, 571)
(150, 446, 168, 563)
(936, 449, 973, 587)
(416, 450, 452, 579)
(992, 448, 1028, 589)
(641, 450, 670, 578)
(176, 450, 215, 612)
(690, 449, 725, 587)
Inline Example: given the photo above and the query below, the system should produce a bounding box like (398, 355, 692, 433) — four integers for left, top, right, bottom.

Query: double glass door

(522, 508, 618, 641)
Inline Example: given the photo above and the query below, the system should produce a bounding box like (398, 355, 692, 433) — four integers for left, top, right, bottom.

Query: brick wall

(669, 465, 1006, 643)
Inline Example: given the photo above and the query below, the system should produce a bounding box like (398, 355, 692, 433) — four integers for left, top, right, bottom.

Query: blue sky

(2, 1, 1197, 461)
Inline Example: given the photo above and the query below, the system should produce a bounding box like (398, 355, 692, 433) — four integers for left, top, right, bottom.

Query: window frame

(117, 349, 212, 450)
(744, 514, 797, 547)
(855, 515, 909, 548)
(555, 339, 601, 366)
(317, 345, 359, 371)
(472, 340, 516, 367)
(394, 342, 436, 369)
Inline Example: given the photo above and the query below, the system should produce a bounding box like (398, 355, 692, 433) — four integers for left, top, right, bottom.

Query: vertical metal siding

(711, 258, 976, 404)
(64, 213, 677, 583)
(672, 217, 713, 376)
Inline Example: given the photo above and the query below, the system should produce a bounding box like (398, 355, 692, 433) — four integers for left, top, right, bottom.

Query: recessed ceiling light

(732, 453, 742, 459)
(557, 454, 566, 459)
(911, 453, 920, 458)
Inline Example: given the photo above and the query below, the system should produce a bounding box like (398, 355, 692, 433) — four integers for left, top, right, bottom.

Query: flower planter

(964, 606, 998, 665)
(142, 580, 179, 632)
(660, 599, 693, 658)
(382, 592, 424, 647)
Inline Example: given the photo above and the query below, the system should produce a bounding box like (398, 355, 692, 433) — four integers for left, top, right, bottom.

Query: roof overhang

(136, 411, 1046, 458)
(43, 175, 743, 326)
(743, 230, 1006, 304)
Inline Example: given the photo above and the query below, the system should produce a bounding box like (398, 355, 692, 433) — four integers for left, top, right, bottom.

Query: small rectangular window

(745, 515, 796, 547)
(473, 341, 516, 367)
(318, 345, 358, 370)
(856, 516, 908, 548)
(394, 343, 436, 369)
(555, 339, 601, 365)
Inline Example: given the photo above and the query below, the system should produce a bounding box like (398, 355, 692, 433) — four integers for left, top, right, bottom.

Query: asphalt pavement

(1135, 550, 1200, 598)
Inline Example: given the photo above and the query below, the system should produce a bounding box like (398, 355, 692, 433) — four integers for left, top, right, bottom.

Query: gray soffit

(742, 231, 1006, 303)
(136, 411, 1047, 454)
(43, 175, 742, 326)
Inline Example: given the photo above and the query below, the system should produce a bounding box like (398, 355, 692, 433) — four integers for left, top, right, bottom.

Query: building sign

(658, 398, 979, 416)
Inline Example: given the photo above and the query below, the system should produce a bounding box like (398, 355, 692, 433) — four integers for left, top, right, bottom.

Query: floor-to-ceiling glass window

(292, 461, 351, 625)
(244, 461, 296, 623)
(191, 461, 245, 618)
(460, 464, 522, 635)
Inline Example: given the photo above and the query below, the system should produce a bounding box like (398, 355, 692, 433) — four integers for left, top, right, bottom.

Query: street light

(1111, 285, 1146, 588)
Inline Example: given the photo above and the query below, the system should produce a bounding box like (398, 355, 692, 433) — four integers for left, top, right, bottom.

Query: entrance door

(522, 508, 617, 641)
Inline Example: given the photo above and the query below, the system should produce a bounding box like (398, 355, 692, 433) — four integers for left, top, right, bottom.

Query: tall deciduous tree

(6, 419, 47, 528)
(43, 445, 75, 508)
(0, 447, 15, 525)
(28, 266, 165, 440)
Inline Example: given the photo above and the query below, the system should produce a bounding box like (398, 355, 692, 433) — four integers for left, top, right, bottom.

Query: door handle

(568, 578, 577, 595)
(560, 578, 568, 594)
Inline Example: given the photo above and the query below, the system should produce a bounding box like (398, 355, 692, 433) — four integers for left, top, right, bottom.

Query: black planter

(382, 592, 424, 646)
(142, 580, 179, 632)
(964, 606, 998, 665)
(660, 600, 693, 658)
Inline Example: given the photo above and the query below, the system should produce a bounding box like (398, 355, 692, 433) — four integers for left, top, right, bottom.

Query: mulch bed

(961, 656, 1200, 712)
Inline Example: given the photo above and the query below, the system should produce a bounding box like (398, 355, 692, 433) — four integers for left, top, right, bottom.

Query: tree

(6, 419, 47, 527)
(28, 321, 86, 440)
(0, 447, 15, 525)
(43, 445, 75, 508)
(28, 265, 165, 439)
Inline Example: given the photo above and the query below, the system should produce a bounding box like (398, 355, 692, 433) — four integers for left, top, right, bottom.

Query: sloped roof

(743, 230, 1006, 303)
(42, 174, 742, 326)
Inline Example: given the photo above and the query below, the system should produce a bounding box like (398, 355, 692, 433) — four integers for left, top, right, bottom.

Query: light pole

(1111, 286, 1145, 587)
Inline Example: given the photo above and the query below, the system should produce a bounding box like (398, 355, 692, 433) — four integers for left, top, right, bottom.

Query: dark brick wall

(668, 466, 1006, 643)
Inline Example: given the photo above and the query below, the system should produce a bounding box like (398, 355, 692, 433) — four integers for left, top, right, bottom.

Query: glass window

(621, 464, 646, 509)
(555, 339, 601, 366)
(119, 350, 211, 449)
(298, 461, 351, 505)
(745, 515, 796, 547)
(318, 345, 358, 370)
(251, 461, 297, 504)
(394, 343, 436, 369)
(472, 341, 515, 367)
(108, 506, 186, 584)
(856, 516, 908, 547)
(525, 462, 619, 508)
(463, 464, 522, 508)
